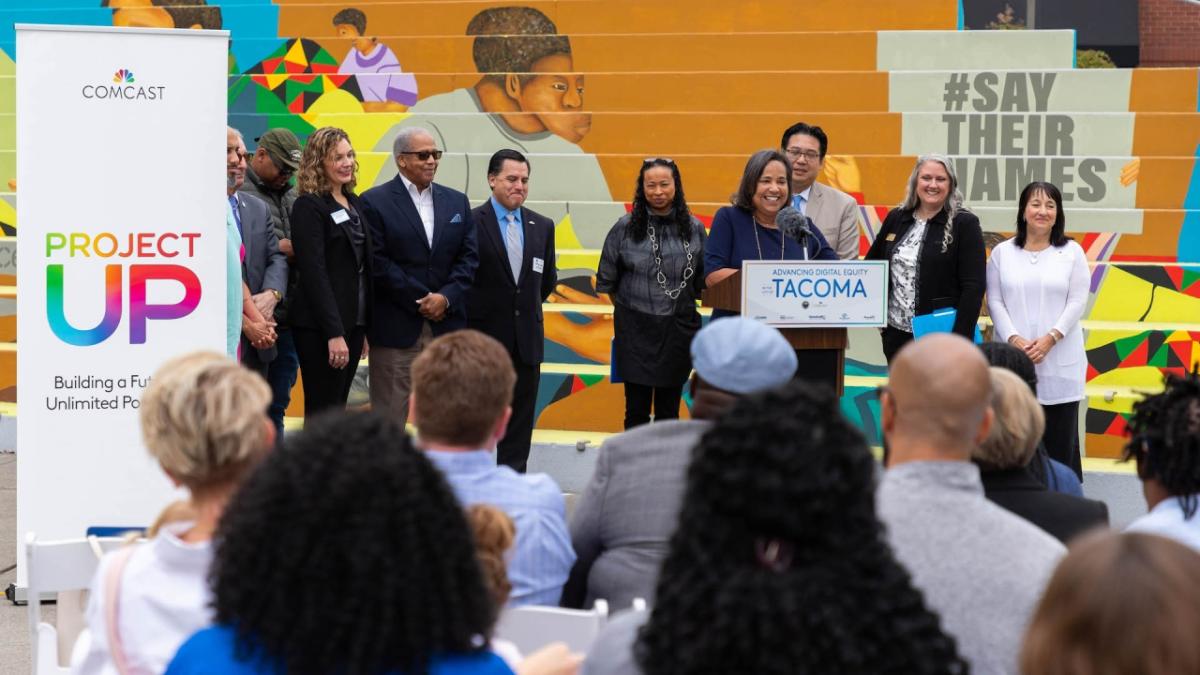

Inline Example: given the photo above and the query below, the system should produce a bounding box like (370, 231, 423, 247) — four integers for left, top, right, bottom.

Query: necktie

(505, 212, 523, 281)
(793, 193, 808, 216)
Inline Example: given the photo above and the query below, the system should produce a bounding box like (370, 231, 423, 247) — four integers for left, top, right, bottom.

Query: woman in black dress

(597, 158, 706, 429)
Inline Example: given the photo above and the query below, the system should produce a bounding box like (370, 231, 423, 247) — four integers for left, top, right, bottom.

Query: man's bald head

(883, 334, 993, 462)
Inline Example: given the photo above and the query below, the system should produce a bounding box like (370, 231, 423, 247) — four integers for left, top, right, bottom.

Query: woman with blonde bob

(975, 367, 1107, 545)
(74, 351, 273, 674)
(1021, 531, 1200, 675)
(289, 126, 374, 418)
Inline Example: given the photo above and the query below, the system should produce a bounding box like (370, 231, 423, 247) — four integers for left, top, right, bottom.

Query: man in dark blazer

(467, 149, 556, 472)
(228, 127, 287, 374)
(360, 127, 478, 425)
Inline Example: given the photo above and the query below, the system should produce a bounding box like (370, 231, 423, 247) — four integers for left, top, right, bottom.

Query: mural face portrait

(334, 22, 375, 53)
(510, 53, 590, 143)
(108, 0, 176, 29)
(784, 132, 824, 192)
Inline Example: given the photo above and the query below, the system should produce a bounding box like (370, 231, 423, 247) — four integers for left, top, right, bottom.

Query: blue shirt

(166, 625, 513, 675)
(490, 196, 524, 250)
(225, 200, 243, 358)
(426, 450, 575, 606)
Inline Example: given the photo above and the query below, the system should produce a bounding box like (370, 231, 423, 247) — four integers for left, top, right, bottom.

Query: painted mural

(1, 0, 1198, 457)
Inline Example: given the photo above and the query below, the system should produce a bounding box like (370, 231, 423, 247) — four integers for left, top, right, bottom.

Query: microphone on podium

(775, 206, 811, 258)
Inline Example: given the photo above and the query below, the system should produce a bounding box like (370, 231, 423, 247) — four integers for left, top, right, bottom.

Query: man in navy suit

(360, 127, 478, 424)
(467, 150, 557, 472)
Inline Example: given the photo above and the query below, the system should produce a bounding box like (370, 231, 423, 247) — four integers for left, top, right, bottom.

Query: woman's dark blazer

(864, 207, 985, 338)
(289, 191, 374, 340)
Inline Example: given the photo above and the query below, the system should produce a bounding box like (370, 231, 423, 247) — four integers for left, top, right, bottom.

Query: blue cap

(690, 317, 797, 394)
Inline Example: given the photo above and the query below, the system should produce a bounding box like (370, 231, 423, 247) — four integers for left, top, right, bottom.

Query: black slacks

(881, 326, 915, 365)
(623, 383, 683, 430)
(1042, 400, 1082, 481)
(498, 361, 541, 473)
(295, 326, 365, 420)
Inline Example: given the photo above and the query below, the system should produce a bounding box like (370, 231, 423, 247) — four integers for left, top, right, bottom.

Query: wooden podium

(703, 271, 847, 395)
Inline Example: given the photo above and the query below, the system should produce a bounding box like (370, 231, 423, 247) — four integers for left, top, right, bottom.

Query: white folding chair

(494, 599, 609, 655)
(25, 533, 126, 675)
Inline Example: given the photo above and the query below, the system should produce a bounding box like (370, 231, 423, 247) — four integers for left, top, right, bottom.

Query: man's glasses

(400, 150, 444, 161)
(785, 148, 821, 162)
(269, 153, 295, 177)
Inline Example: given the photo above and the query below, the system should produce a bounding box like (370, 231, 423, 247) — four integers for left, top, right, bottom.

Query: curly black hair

(210, 412, 496, 675)
(1123, 370, 1200, 518)
(635, 381, 967, 675)
(627, 158, 694, 243)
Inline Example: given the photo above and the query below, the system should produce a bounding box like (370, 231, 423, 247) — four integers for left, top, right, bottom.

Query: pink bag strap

(104, 545, 140, 675)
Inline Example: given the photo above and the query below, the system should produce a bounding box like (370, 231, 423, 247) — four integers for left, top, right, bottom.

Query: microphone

(775, 205, 811, 247)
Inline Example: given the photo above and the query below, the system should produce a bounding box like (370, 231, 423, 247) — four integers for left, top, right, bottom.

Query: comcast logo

(83, 67, 164, 101)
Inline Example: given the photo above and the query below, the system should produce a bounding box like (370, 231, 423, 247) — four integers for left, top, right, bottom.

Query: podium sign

(741, 260, 888, 327)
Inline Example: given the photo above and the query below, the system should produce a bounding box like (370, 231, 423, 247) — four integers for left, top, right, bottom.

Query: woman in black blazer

(289, 126, 373, 418)
(865, 153, 985, 363)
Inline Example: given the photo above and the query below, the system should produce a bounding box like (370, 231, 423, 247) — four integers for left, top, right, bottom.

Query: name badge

(532, 257, 545, 273)
(331, 209, 350, 224)
(885, 233, 896, 241)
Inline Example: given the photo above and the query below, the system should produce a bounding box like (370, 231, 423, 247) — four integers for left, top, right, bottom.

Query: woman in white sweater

(986, 181, 1090, 479)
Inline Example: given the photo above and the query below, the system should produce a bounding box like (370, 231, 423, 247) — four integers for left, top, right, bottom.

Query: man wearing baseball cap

(239, 127, 302, 433)
(564, 317, 798, 609)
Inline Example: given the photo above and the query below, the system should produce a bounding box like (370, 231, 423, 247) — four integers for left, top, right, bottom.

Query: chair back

(494, 599, 609, 654)
(25, 533, 126, 674)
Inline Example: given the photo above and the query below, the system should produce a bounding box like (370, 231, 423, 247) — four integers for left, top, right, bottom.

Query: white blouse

(986, 239, 1089, 404)
(887, 218, 928, 331)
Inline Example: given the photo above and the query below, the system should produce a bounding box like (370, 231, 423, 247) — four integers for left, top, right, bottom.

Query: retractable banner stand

(15, 25, 228, 587)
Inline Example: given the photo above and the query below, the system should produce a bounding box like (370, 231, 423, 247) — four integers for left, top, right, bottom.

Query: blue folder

(911, 308, 983, 344)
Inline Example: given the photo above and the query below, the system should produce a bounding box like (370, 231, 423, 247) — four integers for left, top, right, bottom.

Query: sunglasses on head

(643, 157, 674, 165)
(400, 150, 444, 161)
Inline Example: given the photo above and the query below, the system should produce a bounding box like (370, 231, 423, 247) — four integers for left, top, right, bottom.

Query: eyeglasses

(785, 148, 821, 162)
(643, 157, 675, 165)
(400, 150, 444, 161)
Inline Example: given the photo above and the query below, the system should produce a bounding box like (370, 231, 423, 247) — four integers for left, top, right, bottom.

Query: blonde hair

(467, 504, 515, 608)
(974, 367, 1045, 470)
(297, 126, 358, 196)
(139, 351, 271, 493)
(899, 153, 966, 253)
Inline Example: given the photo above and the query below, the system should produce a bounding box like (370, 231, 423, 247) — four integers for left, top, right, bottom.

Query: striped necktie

(505, 212, 523, 281)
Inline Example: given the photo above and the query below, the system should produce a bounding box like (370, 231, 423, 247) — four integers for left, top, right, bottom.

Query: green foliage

(1077, 49, 1116, 69)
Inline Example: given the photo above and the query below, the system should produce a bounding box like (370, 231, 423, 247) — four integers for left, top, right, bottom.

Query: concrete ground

(0, 443, 1148, 675)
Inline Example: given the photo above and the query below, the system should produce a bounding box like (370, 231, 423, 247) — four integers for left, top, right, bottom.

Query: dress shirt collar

(398, 172, 432, 199)
(424, 449, 496, 474)
(490, 196, 522, 225)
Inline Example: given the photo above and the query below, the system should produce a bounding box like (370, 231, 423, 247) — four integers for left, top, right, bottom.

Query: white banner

(741, 260, 888, 327)
(16, 25, 228, 585)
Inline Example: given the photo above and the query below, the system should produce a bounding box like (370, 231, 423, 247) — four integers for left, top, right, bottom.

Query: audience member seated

(410, 330, 575, 606)
(1021, 531, 1200, 675)
(876, 334, 1065, 674)
(975, 367, 1108, 544)
(165, 413, 513, 675)
(584, 381, 968, 675)
(563, 317, 797, 609)
(1123, 371, 1200, 552)
(979, 342, 1082, 496)
(74, 352, 273, 674)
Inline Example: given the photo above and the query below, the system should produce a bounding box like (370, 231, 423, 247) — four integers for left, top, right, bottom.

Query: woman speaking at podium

(865, 154, 985, 364)
(704, 149, 838, 320)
